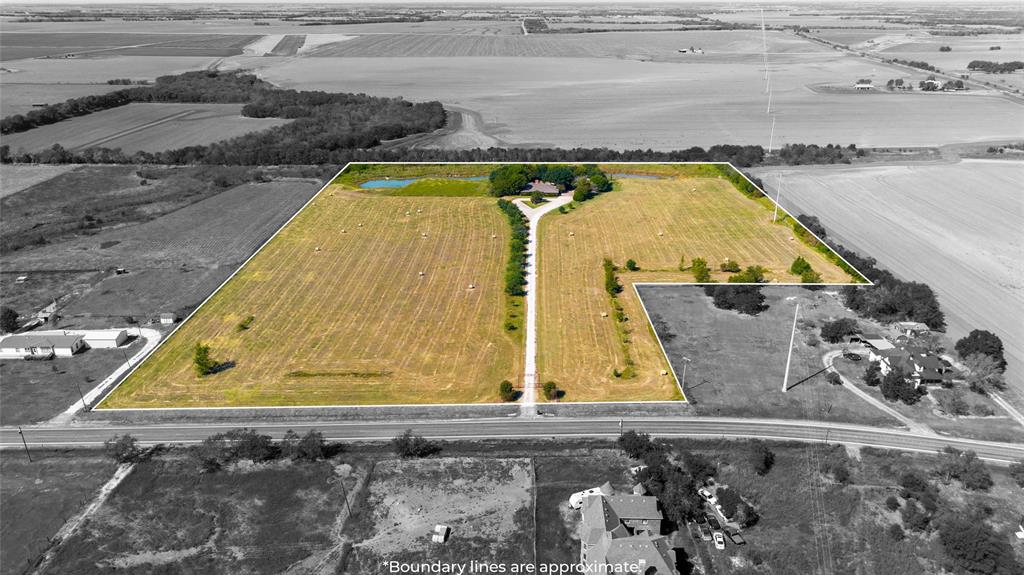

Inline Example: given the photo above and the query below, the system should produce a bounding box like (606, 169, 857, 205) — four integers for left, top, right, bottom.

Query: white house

(894, 321, 930, 338)
(0, 334, 84, 359)
(854, 82, 875, 90)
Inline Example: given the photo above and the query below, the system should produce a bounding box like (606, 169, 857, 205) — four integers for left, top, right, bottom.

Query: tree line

(966, 60, 1024, 74)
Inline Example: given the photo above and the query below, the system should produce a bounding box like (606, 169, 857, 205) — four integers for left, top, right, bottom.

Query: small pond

(360, 176, 487, 188)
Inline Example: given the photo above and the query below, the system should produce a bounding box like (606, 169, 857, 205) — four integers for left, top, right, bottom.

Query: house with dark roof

(0, 333, 84, 359)
(868, 345, 953, 387)
(580, 492, 677, 574)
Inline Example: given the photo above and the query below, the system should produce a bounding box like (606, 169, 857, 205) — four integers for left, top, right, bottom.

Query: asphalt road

(3, 417, 1023, 463)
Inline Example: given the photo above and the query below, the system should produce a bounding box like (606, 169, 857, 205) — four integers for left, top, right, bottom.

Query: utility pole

(772, 172, 783, 223)
(680, 356, 692, 394)
(122, 348, 131, 367)
(782, 303, 800, 393)
(76, 382, 86, 409)
(767, 116, 776, 155)
(17, 427, 32, 462)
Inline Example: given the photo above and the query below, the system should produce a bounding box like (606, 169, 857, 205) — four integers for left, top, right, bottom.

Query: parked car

(727, 531, 746, 546)
(698, 487, 718, 506)
(705, 514, 722, 532)
(698, 523, 712, 541)
(843, 351, 862, 361)
(713, 532, 726, 550)
(569, 486, 606, 509)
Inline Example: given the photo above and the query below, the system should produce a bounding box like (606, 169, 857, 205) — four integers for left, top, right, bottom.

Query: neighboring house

(0, 334, 85, 359)
(854, 82, 874, 90)
(580, 492, 677, 574)
(868, 345, 953, 387)
(159, 313, 178, 325)
(526, 179, 560, 196)
(894, 321, 930, 338)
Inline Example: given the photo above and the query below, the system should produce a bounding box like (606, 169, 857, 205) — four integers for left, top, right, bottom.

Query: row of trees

(967, 60, 1024, 74)
(496, 199, 529, 301)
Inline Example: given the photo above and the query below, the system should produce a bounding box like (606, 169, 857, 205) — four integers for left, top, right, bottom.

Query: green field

(102, 173, 521, 407)
(536, 168, 856, 402)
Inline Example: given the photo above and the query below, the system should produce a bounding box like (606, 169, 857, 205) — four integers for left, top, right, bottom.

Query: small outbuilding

(159, 313, 178, 325)
(83, 329, 128, 349)
(0, 334, 85, 359)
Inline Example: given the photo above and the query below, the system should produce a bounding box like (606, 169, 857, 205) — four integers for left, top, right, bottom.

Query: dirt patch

(344, 457, 535, 572)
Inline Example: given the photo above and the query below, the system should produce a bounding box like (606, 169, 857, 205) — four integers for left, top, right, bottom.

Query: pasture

(0, 164, 78, 198)
(0, 32, 259, 61)
(0, 83, 125, 118)
(535, 172, 852, 402)
(755, 160, 1024, 410)
(2, 103, 290, 154)
(100, 182, 521, 408)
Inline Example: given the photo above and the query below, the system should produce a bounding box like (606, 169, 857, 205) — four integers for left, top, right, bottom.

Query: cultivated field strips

(536, 177, 850, 402)
(267, 35, 306, 56)
(102, 191, 520, 408)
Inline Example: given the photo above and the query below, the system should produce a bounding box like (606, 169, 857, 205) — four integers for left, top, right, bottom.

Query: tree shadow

(210, 360, 237, 375)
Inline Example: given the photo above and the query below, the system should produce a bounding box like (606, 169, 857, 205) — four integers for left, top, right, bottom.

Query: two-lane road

(4, 417, 1023, 464)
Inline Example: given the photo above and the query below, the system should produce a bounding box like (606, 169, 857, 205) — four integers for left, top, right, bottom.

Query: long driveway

(4, 417, 1023, 463)
(513, 195, 573, 416)
(821, 349, 932, 434)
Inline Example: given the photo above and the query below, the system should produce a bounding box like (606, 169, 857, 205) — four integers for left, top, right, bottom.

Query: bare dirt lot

(754, 160, 1024, 409)
(344, 457, 535, 573)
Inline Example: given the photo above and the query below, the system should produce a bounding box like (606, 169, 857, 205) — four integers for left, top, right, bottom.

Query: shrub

(392, 429, 441, 458)
(938, 514, 1021, 575)
(691, 258, 710, 282)
(727, 265, 767, 283)
(572, 178, 591, 202)
(720, 259, 741, 273)
(1009, 460, 1024, 487)
(885, 495, 900, 511)
(800, 270, 822, 283)
(888, 523, 905, 541)
(619, 430, 656, 459)
(0, 306, 18, 333)
(820, 317, 858, 343)
(530, 190, 543, 205)
(901, 499, 931, 531)
(625, 259, 639, 271)
(703, 285, 767, 316)
(603, 259, 621, 296)
(750, 442, 775, 475)
(826, 372, 843, 385)
(938, 447, 992, 491)
(235, 315, 255, 332)
(678, 255, 687, 272)
(880, 367, 922, 404)
(104, 434, 142, 463)
(864, 361, 882, 387)
(962, 353, 1006, 394)
(280, 429, 326, 461)
(933, 389, 969, 416)
(191, 428, 275, 472)
(193, 342, 217, 376)
(970, 403, 995, 417)
(790, 256, 812, 275)
(499, 380, 516, 402)
(542, 381, 559, 400)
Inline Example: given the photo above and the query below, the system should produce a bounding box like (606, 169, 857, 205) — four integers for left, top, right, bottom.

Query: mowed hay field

(2, 103, 290, 154)
(536, 174, 850, 402)
(102, 189, 520, 407)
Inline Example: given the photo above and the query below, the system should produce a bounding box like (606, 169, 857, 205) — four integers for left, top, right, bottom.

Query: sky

(4, 0, 1003, 5)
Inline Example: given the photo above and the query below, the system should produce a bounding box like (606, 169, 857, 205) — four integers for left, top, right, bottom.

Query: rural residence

(868, 344, 953, 387)
(526, 179, 560, 196)
(580, 490, 677, 574)
(0, 333, 84, 359)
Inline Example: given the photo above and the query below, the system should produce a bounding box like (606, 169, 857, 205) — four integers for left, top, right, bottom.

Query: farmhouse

(868, 345, 953, 387)
(854, 82, 875, 90)
(0, 333, 84, 359)
(526, 179, 560, 196)
(580, 492, 676, 574)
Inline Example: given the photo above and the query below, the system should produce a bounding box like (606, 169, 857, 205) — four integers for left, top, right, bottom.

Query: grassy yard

(1, 451, 117, 575)
(536, 175, 852, 403)
(101, 184, 521, 407)
(642, 286, 900, 426)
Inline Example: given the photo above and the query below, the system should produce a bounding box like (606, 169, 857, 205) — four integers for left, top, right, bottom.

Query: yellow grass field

(101, 187, 520, 407)
(536, 174, 850, 402)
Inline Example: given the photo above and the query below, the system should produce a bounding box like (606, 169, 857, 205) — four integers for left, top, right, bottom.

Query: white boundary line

(632, 283, 686, 400)
(93, 161, 872, 413)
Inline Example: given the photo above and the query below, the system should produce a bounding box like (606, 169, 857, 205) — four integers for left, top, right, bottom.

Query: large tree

(0, 306, 18, 333)
(962, 353, 1006, 394)
(955, 330, 1006, 371)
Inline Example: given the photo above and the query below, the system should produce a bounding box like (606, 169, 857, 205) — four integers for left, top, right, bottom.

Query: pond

(360, 176, 488, 188)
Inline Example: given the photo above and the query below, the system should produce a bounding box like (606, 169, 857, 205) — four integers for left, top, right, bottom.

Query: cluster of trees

(892, 58, 940, 72)
(0, 306, 18, 333)
(820, 317, 859, 343)
(776, 143, 864, 165)
(714, 486, 759, 527)
(618, 431, 716, 525)
(937, 447, 993, 491)
(727, 265, 767, 284)
(487, 164, 610, 198)
(497, 199, 529, 301)
(189, 428, 329, 472)
(831, 242, 944, 329)
(955, 330, 1007, 394)
(603, 258, 622, 297)
(702, 285, 767, 316)
(967, 60, 1024, 74)
(939, 46, 953, 52)
(879, 366, 925, 405)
